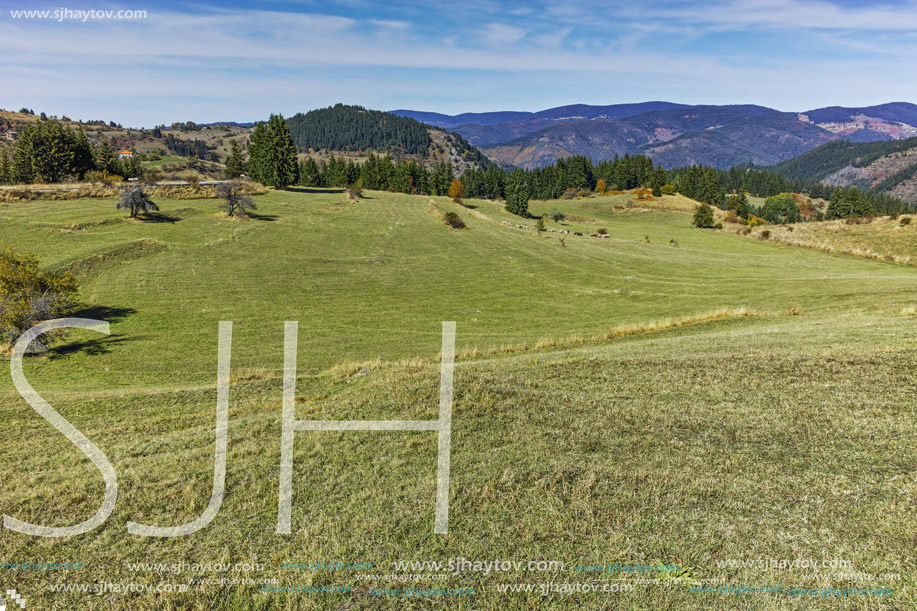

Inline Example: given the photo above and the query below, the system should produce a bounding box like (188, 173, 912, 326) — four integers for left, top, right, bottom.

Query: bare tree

(117, 187, 159, 218)
(217, 180, 256, 218)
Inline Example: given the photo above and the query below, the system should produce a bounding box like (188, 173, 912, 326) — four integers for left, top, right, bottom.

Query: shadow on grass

(72, 305, 137, 323)
(138, 212, 180, 223)
(285, 187, 345, 194)
(247, 211, 278, 222)
(40, 306, 139, 357)
(48, 334, 134, 357)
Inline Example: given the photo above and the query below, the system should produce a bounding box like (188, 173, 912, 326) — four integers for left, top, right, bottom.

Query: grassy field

(728, 215, 917, 266)
(0, 188, 915, 609)
(141, 155, 187, 168)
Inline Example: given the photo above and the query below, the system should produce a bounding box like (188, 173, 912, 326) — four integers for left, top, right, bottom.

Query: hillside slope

(0, 189, 915, 608)
(482, 105, 838, 169)
(802, 102, 917, 141)
(287, 104, 494, 172)
(772, 137, 917, 202)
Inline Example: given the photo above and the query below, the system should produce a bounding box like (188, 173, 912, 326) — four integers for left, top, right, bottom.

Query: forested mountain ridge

(771, 137, 917, 203)
(286, 104, 494, 173)
(478, 106, 836, 169)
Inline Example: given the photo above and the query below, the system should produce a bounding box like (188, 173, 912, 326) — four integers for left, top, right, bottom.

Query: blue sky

(1, 0, 916, 126)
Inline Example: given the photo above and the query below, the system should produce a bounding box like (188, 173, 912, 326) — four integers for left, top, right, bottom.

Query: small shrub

(448, 178, 464, 203)
(549, 210, 566, 223)
(0, 248, 78, 352)
(760, 230, 771, 240)
(889, 211, 899, 220)
(714, 222, 723, 230)
(596, 227, 608, 235)
(692, 203, 715, 228)
(668, 239, 678, 247)
(346, 186, 363, 200)
(901, 217, 912, 226)
(563, 187, 578, 200)
(85, 170, 122, 186)
(559, 237, 566, 248)
(443, 211, 466, 229)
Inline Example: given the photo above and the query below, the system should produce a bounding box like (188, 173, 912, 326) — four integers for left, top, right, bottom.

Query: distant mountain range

(392, 102, 917, 170)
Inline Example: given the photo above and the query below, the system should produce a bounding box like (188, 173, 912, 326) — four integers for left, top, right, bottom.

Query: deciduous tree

(117, 187, 159, 218)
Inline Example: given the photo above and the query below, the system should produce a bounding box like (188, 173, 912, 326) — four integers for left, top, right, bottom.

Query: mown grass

(727, 215, 917, 266)
(0, 188, 915, 609)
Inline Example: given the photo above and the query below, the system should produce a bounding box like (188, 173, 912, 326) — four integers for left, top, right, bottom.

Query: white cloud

(479, 23, 528, 46)
(2, 1, 917, 125)
(369, 18, 411, 29)
(618, 0, 917, 31)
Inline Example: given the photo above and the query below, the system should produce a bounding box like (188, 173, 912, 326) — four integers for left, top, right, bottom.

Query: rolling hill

(0, 105, 497, 180)
(0, 187, 915, 608)
(287, 104, 494, 172)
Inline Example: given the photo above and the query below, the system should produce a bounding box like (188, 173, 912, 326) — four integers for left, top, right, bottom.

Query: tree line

(670, 164, 912, 217)
(0, 120, 143, 183)
(163, 134, 213, 160)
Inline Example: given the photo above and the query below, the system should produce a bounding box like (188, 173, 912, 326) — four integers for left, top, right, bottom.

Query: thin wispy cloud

(0, 0, 913, 125)
(479, 23, 528, 47)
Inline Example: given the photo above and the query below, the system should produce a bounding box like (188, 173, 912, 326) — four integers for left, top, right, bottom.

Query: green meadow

(0, 189, 915, 609)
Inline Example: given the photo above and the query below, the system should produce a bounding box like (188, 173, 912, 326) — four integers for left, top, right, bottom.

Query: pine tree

(826, 190, 842, 219)
(0, 147, 12, 184)
(299, 157, 321, 187)
(73, 128, 95, 178)
(96, 140, 118, 175)
(266, 113, 299, 189)
(246, 115, 299, 188)
(225, 140, 245, 180)
(850, 187, 876, 218)
(505, 169, 530, 217)
(388, 160, 411, 194)
(430, 162, 453, 196)
(246, 123, 269, 184)
(692, 203, 715, 228)
(377, 155, 395, 191)
(360, 153, 379, 189)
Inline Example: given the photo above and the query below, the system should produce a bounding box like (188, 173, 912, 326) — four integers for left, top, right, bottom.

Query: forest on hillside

(286, 104, 431, 156)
